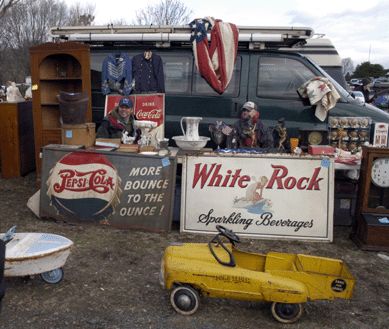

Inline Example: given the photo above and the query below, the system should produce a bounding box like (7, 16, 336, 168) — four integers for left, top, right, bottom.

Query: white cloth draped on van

(298, 77, 340, 121)
(189, 17, 239, 94)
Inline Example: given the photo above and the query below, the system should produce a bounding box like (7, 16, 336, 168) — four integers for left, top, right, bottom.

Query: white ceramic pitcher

(180, 117, 202, 140)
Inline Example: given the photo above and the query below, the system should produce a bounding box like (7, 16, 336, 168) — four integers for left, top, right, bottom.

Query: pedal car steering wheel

(216, 225, 241, 244)
(209, 226, 241, 267)
(2, 226, 17, 243)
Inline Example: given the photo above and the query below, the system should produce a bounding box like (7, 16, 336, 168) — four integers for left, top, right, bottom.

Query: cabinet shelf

(29, 41, 92, 187)
(40, 78, 83, 81)
(43, 127, 62, 131)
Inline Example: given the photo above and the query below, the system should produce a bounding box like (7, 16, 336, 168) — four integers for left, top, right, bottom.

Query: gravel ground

(1, 171, 389, 328)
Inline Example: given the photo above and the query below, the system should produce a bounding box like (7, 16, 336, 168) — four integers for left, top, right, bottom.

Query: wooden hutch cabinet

(0, 101, 35, 178)
(29, 41, 92, 186)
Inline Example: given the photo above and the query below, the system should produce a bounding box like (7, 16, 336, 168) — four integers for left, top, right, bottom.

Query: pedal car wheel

(40, 268, 64, 284)
(271, 302, 303, 324)
(170, 285, 199, 315)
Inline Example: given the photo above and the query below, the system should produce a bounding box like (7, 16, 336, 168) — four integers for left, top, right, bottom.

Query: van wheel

(271, 302, 303, 323)
(170, 285, 199, 315)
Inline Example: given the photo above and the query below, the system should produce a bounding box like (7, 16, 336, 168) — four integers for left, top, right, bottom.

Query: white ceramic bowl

(172, 136, 210, 150)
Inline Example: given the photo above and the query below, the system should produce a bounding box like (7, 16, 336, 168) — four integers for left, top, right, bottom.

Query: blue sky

(64, 0, 389, 70)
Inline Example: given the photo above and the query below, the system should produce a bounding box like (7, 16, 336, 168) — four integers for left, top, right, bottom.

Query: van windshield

(257, 56, 316, 99)
(257, 55, 351, 102)
(304, 57, 351, 102)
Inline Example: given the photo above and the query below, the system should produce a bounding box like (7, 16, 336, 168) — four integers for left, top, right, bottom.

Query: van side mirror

(231, 102, 239, 117)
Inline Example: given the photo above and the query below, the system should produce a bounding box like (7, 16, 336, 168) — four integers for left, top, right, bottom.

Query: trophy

(360, 118, 369, 128)
(212, 129, 225, 149)
(329, 117, 338, 128)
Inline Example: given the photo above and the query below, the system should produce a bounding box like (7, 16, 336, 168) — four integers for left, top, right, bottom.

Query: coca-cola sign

(105, 94, 165, 141)
(135, 95, 164, 127)
(182, 154, 334, 242)
(136, 109, 163, 121)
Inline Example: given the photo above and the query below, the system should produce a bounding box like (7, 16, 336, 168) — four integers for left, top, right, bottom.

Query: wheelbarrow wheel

(170, 285, 199, 315)
(271, 302, 303, 324)
(2, 226, 17, 243)
(40, 268, 64, 284)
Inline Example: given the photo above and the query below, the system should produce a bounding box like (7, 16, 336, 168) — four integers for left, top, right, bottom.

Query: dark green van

(51, 25, 389, 146)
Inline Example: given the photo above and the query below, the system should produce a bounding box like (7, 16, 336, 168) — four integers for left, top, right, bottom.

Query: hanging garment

(298, 77, 340, 121)
(132, 52, 165, 93)
(101, 53, 133, 95)
(189, 17, 239, 94)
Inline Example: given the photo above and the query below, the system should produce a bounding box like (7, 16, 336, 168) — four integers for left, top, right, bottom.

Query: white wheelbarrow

(1, 226, 73, 283)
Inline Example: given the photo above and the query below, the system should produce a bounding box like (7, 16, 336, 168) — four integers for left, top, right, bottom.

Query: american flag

(222, 125, 233, 135)
(190, 18, 239, 94)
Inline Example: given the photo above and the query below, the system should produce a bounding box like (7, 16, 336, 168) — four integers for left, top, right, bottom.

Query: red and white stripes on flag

(190, 17, 239, 94)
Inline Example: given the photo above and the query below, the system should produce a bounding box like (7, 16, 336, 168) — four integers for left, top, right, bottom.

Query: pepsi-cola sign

(40, 146, 176, 231)
(46, 152, 122, 221)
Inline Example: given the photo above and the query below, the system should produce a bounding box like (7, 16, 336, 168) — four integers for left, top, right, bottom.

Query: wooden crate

(352, 212, 389, 251)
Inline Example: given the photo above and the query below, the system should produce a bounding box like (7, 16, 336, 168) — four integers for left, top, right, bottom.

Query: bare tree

(0, 0, 69, 81)
(106, 18, 128, 25)
(67, 2, 96, 26)
(0, 0, 96, 83)
(134, 0, 194, 25)
(0, 0, 23, 19)
(341, 57, 354, 77)
(1, 0, 68, 47)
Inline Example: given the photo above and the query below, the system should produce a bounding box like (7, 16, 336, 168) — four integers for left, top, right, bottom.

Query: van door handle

(231, 102, 239, 117)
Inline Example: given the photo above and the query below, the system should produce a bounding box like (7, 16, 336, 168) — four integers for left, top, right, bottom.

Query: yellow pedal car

(159, 225, 355, 323)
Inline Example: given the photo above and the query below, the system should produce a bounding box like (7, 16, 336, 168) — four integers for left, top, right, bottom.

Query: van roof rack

(49, 24, 314, 49)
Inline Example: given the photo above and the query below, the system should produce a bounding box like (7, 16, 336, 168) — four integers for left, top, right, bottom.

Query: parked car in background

(350, 78, 362, 86)
(372, 78, 389, 90)
(351, 90, 365, 102)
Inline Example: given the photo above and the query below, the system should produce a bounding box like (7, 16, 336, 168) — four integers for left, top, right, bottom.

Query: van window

(162, 55, 192, 95)
(91, 52, 193, 94)
(192, 56, 241, 97)
(257, 56, 316, 99)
